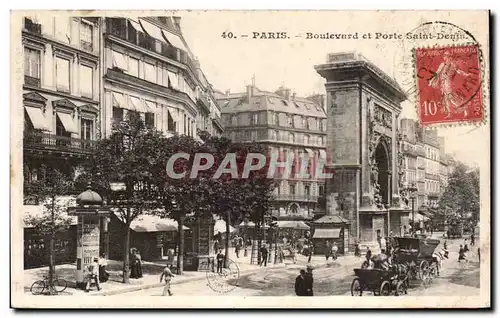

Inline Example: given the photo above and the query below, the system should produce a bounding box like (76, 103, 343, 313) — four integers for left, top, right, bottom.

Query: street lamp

(406, 184, 418, 234)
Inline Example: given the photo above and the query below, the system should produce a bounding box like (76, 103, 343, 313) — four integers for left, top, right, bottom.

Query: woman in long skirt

(136, 250, 143, 278)
(130, 248, 139, 279)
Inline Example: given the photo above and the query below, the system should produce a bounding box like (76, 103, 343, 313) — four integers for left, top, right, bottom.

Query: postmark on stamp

(394, 21, 487, 128)
(206, 258, 240, 294)
(414, 45, 483, 126)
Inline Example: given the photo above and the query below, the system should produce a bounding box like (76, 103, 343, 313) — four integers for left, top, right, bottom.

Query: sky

(175, 11, 489, 167)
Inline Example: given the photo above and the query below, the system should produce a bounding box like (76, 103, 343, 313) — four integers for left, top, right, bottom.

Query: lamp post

(406, 184, 418, 234)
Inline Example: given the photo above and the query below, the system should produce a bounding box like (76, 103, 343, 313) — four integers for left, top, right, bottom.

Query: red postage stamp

(415, 45, 484, 126)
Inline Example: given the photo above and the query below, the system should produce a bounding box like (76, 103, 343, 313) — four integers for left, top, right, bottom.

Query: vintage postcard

(10, 10, 490, 308)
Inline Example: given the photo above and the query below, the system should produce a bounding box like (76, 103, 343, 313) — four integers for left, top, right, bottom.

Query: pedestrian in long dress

(160, 265, 175, 296)
(324, 240, 331, 261)
(136, 250, 143, 278)
(260, 244, 268, 267)
(470, 233, 475, 246)
(130, 249, 139, 279)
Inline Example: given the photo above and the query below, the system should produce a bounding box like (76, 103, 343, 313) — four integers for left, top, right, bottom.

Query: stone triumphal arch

(315, 52, 410, 252)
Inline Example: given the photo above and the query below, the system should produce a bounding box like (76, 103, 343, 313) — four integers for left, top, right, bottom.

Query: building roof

(314, 215, 350, 224)
(217, 86, 326, 118)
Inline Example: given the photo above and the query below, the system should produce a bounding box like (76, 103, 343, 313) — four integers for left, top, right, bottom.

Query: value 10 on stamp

(414, 44, 484, 126)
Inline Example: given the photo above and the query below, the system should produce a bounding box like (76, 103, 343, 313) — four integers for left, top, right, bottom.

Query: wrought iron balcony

(196, 95, 210, 113)
(24, 18, 42, 35)
(24, 75, 40, 88)
(274, 194, 318, 202)
(24, 131, 96, 154)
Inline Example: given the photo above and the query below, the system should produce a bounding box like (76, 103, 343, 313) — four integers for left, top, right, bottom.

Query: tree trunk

(48, 196, 55, 294)
(122, 210, 131, 283)
(177, 214, 185, 275)
(224, 210, 230, 267)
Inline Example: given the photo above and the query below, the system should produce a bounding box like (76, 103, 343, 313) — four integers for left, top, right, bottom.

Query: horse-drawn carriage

(350, 236, 441, 296)
(391, 236, 441, 286)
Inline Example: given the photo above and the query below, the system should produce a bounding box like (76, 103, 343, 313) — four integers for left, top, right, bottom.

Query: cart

(351, 268, 407, 296)
(391, 237, 440, 286)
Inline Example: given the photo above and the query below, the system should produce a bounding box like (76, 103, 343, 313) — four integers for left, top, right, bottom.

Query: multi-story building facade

(22, 16, 102, 191)
(217, 85, 327, 221)
(399, 118, 449, 215)
(102, 16, 222, 140)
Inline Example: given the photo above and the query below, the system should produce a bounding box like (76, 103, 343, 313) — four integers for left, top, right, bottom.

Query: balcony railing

(196, 95, 211, 113)
(425, 173, 440, 181)
(106, 18, 198, 80)
(275, 194, 319, 202)
(24, 131, 96, 154)
(24, 75, 40, 88)
(24, 18, 42, 35)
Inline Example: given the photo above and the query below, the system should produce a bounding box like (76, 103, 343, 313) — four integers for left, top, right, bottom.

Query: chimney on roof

(284, 89, 291, 101)
(246, 85, 253, 100)
(172, 16, 181, 30)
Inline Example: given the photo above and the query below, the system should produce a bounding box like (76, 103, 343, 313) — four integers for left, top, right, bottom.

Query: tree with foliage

(437, 161, 480, 232)
(149, 134, 215, 275)
(200, 136, 278, 266)
(77, 114, 165, 283)
(23, 166, 74, 294)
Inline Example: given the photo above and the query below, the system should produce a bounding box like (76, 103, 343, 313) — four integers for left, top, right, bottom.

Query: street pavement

(120, 236, 480, 297)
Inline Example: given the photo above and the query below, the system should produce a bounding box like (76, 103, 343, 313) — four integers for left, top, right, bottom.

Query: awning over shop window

(139, 19, 165, 42)
(167, 71, 179, 90)
(128, 96, 148, 113)
(276, 221, 310, 230)
(56, 112, 78, 134)
(128, 19, 142, 32)
(162, 29, 189, 52)
(304, 148, 314, 157)
(111, 51, 127, 70)
(25, 106, 49, 131)
(112, 92, 126, 108)
(145, 100, 156, 111)
(319, 149, 327, 160)
(312, 228, 341, 239)
(129, 214, 189, 233)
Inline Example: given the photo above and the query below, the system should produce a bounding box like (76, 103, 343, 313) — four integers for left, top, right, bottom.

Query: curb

(94, 263, 288, 296)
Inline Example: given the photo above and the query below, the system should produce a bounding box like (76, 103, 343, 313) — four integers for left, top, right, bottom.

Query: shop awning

(128, 19, 142, 32)
(129, 214, 189, 233)
(24, 197, 78, 228)
(314, 215, 350, 224)
(162, 29, 188, 52)
(112, 92, 126, 109)
(304, 148, 314, 157)
(128, 96, 148, 112)
(139, 19, 165, 42)
(240, 221, 268, 228)
(56, 112, 78, 134)
(319, 149, 327, 160)
(167, 71, 179, 90)
(313, 228, 341, 239)
(145, 100, 156, 111)
(25, 106, 49, 131)
(276, 220, 310, 230)
(111, 50, 127, 70)
(214, 219, 236, 235)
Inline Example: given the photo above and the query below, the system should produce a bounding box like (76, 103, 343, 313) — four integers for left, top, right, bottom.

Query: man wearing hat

(85, 257, 101, 292)
(304, 265, 314, 296)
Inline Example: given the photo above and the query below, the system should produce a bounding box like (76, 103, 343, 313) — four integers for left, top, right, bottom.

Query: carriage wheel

(418, 261, 429, 281)
(380, 281, 391, 296)
(351, 278, 362, 296)
(395, 281, 407, 296)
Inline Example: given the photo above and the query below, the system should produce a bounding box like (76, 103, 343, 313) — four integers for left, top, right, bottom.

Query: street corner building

(21, 15, 224, 269)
